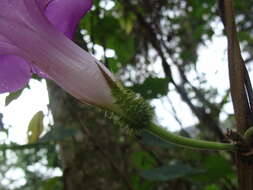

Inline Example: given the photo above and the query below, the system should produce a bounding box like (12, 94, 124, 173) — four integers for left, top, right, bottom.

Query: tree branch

(220, 0, 253, 189)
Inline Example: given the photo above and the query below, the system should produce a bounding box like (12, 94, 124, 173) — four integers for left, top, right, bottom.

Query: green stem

(107, 81, 236, 151)
(146, 123, 236, 151)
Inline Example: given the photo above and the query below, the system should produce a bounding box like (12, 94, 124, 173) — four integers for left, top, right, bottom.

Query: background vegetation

(1, 0, 253, 189)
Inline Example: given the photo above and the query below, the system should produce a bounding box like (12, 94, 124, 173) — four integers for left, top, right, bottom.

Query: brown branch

(222, 0, 252, 133)
(220, 0, 253, 189)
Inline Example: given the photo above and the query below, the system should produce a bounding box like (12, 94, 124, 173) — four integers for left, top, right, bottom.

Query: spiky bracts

(111, 86, 154, 130)
(97, 62, 154, 130)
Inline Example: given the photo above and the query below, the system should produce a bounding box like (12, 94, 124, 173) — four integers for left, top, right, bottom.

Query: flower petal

(36, 0, 54, 10)
(0, 55, 32, 93)
(44, 0, 92, 38)
(0, 0, 117, 110)
(0, 9, 116, 108)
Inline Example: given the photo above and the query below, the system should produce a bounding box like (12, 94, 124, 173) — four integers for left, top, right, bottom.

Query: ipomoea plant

(0, 0, 237, 152)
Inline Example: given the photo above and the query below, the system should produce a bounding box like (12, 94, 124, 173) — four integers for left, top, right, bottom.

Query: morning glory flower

(0, 0, 119, 112)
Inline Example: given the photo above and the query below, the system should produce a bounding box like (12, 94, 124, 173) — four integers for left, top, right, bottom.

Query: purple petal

(0, 0, 119, 111)
(0, 55, 32, 93)
(44, 0, 92, 38)
(0, 0, 92, 85)
(36, 0, 54, 10)
(0, 2, 116, 108)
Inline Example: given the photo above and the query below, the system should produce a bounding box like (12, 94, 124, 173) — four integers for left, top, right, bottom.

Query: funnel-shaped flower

(0, 0, 119, 111)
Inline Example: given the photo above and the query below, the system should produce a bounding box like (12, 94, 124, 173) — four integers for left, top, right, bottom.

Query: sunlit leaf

(27, 111, 44, 143)
(5, 89, 23, 106)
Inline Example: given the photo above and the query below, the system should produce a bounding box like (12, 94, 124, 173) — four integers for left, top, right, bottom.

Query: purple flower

(0, 0, 119, 111)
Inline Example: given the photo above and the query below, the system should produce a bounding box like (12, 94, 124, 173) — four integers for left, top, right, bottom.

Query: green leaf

(192, 155, 233, 182)
(140, 163, 204, 181)
(204, 184, 220, 190)
(118, 13, 136, 34)
(42, 177, 63, 190)
(5, 89, 23, 106)
(80, 13, 135, 64)
(130, 77, 170, 99)
(27, 111, 44, 143)
(108, 57, 120, 73)
(139, 131, 175, 149)
(202, 155, 232, 181)
(131, 174, 154, 190)
(130, 151, 156, 170)
(106, 32, 135, 63)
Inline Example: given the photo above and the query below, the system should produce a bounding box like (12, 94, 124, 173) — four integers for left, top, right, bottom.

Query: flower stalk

(102, 68, 237, 151)
(146, 123, 236, 151)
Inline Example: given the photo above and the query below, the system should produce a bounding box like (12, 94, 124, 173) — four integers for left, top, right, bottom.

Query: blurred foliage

(1, 0, 253, 189)
(5, 89, 23, 106)
(130, 77, 170, 99)
(27, 111, 44, 144)
(139, 163, 204, 181)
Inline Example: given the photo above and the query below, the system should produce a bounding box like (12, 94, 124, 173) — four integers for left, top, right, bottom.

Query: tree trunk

(221, 0, 253, 189)
(47, 81, 134, 190)
(236, 154, 253, 189)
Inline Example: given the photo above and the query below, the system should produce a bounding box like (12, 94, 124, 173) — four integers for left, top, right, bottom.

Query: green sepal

(97, 62, 154, 130)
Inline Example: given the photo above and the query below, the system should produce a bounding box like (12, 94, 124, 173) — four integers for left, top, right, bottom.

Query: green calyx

(111, 84, 154, 130)
(97, 63, 153, 130)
